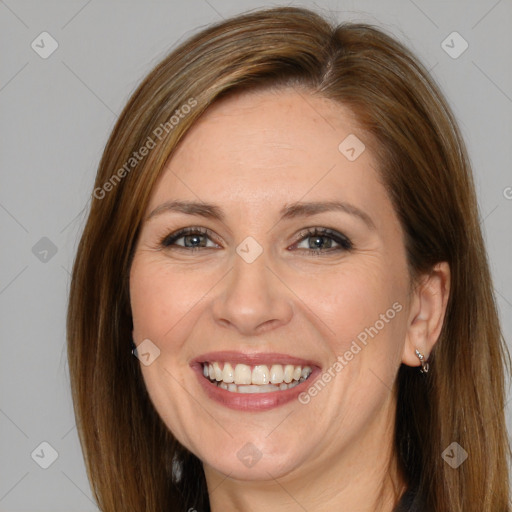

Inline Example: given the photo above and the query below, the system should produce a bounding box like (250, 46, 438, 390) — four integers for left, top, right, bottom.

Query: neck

(204, 393, 407, 512)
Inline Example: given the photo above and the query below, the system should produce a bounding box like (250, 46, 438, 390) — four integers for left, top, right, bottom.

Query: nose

(211, 248, 294, 336)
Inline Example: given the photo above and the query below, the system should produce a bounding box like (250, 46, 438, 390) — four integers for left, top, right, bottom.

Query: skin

(129, 88, 450, 512)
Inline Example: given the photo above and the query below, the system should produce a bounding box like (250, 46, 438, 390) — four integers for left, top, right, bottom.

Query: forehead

(147, 88, 388, 223)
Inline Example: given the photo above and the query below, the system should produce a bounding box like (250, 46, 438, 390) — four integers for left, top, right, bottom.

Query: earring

(414, 349, 429, 373)
(130, 338, 137, 356)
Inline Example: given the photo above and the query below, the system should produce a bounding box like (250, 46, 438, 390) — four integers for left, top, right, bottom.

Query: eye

(160, 227, 219, 251)
(158, 226, 353, 255)
(292, 227, 353, 254)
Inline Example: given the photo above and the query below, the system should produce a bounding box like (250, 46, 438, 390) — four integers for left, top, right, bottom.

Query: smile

(202, 362, 313, 393)
(191, 351, 320, 411)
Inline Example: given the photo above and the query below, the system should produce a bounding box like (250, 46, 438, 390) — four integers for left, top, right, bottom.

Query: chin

(198, 436, 306, 482)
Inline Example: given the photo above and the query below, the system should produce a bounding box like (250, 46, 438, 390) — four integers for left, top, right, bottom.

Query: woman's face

(130, 88, 413, 482)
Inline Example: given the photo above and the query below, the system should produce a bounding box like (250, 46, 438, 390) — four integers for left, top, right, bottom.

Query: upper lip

(190, 350, 321, 368)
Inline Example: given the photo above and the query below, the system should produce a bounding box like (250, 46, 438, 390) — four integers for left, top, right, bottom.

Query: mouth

(190, 351, 320, 411)
(201, 361, 313, 393)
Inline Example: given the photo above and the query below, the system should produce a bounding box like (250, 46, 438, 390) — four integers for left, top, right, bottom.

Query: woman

(67, 6, 511, 511)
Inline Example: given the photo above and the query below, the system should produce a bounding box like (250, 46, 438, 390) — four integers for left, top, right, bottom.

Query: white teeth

(234, 364, 252, 385)
(238, 383, 281, 393)
(270, 364, 284, 384)
(283, 365, 294, 383)
(202, 362, 313, 393)
(213, 362, 223, 381)
(220, 382, 299, 393)
(222, 362, 234, 383)
(252, 365, 270, 385)
(238, 384, 263, 394)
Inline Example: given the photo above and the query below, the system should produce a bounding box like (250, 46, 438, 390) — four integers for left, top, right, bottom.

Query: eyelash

(159, 226, 353, 255)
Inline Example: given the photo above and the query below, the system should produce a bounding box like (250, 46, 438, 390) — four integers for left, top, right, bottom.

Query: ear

(402, 262, 450, 368)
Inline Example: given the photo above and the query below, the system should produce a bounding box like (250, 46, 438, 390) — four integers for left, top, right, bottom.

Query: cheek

(299, 261, 408, 401)
(303, 263, 403, 342)
(130, 256, 205, 345)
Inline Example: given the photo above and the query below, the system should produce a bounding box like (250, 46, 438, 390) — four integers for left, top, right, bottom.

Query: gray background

(1, 0, 511, 510)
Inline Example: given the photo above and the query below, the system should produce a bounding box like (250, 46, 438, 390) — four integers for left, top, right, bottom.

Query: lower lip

(191, 365, 321, 411)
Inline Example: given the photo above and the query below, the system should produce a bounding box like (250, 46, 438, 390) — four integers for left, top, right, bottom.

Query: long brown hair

(67, 7, 511, 511)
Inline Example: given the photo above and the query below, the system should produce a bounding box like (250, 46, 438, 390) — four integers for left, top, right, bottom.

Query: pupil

(310, 236, 330, 249)
(185, 235, 204, 247)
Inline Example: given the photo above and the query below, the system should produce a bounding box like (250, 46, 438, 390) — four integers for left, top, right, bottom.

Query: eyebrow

(146, 199, 375, 230)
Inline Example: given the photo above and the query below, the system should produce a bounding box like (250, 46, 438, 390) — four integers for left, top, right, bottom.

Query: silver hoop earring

(130, 339, 137, 357)
(415, 349, 429, 373)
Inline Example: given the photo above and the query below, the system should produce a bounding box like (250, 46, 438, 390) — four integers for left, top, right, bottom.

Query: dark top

(394, 486, 425, 512)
